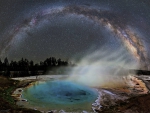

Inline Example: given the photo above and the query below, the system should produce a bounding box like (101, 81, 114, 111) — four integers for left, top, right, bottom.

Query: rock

(47, 110, 53, 113)
(18, 89, 23, 92)
(21, 99, 27, 102)
(59, 110, 65, 113)
(82, 111, 88, 113)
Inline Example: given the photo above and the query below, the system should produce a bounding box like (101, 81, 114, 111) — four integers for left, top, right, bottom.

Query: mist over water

(67, 47, 139, 88)
(21, 47, 140, 111)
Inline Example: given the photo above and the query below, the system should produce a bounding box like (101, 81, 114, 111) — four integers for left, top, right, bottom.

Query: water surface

(22, 80, 98, 111)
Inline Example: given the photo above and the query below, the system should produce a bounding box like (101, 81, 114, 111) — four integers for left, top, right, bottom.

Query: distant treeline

(0, 57, 73, 77)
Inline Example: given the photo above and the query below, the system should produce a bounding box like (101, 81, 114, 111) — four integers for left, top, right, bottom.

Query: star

(0, 0, 149, 70)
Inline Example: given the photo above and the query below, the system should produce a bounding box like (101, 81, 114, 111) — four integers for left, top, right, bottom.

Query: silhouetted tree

(51, 57, 57, 66)
(0, 59, 2, 65)
(0, 56, 70, 77)
(30, 60, 34, 67)
(4, 57, 9, 66)
(57, 58, 62, 66)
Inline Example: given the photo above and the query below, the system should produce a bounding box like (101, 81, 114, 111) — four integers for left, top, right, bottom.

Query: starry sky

(0, 0, 150, 68)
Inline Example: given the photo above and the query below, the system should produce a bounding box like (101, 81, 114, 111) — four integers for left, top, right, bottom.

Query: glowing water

(21, 48, 139, 111)
(22, 80, 98, 111)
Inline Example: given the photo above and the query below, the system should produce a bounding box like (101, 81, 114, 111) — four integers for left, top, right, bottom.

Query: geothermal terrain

(5, 74, 149, 113)
(0, 1, 150, 113)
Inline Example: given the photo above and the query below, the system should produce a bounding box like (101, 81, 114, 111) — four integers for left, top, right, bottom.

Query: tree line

(0, 57, 70, 77)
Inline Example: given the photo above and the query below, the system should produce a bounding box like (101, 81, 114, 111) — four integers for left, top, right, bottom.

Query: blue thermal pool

(22, 80, 98, 111)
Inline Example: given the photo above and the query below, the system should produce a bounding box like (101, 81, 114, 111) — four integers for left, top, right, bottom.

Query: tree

(51, 57, 57, 66)
(4, 57, 9, 66)
(57, 58, 62, 66)
(30, 60, 34, 67)
(0, 59, 2, 65)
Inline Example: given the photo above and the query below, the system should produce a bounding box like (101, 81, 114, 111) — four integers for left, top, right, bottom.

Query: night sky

(0, 0, 150, 68)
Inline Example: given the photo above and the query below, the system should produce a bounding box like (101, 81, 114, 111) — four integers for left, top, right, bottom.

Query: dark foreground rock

(97, 94, 150, 113)
(0, 76, 40, 113)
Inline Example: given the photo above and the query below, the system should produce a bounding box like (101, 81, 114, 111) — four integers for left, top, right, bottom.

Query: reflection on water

(22, 80, 98, 112)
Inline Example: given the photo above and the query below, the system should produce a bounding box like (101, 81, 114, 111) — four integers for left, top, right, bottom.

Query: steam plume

(67, 47, 139, 88)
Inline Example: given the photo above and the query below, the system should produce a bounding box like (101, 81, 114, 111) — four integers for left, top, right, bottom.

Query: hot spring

(21, 80, 98, 112)
(18, 48, 140, 112)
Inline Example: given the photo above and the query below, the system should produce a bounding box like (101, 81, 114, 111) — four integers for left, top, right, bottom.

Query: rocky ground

(1, 75, 150, 113)
(95, 75, 150, 113)
(98, 94, 150, 113)
(0, 76, 40, 113)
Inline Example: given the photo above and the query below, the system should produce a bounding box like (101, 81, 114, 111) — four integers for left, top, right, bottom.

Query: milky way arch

(1, 5, 149, 69)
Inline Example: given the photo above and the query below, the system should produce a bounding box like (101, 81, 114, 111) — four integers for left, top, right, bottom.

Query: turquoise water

(22, 80, 98, 111)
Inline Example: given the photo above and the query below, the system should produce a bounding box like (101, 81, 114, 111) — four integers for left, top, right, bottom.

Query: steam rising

(67, 48, 139, 88)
